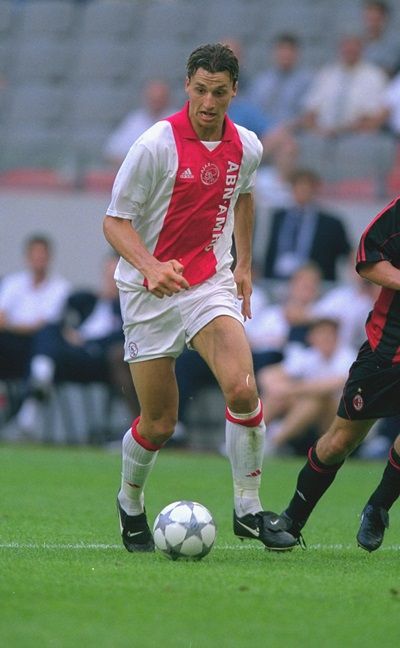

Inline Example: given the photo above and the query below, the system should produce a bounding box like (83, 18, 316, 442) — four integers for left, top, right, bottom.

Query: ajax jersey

(106, 103, 263, 290)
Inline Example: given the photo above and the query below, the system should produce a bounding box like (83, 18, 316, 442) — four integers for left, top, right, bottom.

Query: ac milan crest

(352, 393, 364, 412)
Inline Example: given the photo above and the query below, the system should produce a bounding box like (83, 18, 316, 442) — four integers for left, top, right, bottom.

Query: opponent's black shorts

(337, 340, 400, 420)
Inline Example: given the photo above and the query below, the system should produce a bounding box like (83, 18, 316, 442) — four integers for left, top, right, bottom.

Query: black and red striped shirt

(357, 195, 400, 363)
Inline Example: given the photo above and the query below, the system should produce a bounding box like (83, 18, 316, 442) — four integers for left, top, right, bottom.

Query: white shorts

(119, 269, 243, 362)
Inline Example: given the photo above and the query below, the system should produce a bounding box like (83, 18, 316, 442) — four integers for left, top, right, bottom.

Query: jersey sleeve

(106, 122, 170, 220)
(356, 198, 400, 269)
(236, 126, 263, 194)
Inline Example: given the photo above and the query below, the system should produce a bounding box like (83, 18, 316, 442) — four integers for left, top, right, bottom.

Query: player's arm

(358, 260, 400, 291)
(233, 192, 254, 320)
(103, 216, 189, 298)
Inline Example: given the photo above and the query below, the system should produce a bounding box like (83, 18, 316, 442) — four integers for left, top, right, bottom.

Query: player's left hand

(234, 268, 252, 321)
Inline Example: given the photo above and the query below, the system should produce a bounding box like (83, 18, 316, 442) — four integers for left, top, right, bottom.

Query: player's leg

(357, 432, 400, 552)
(117, 356, 178, 552)
(281, 415, 375, 540)
(192, 315, 297, 550)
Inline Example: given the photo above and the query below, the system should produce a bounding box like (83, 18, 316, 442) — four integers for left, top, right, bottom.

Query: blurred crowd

(101, 1, 400, 200)
(1, 1, 400, 455)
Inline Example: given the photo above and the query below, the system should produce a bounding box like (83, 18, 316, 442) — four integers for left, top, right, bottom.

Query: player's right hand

(147, 259, 190, 298)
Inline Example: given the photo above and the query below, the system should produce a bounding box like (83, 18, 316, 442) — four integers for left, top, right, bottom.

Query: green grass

(0, 445, 399, 648)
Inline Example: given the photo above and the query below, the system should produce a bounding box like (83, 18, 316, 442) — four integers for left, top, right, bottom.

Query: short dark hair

(288, 168, 321, 186)
(186, 43, 239, 85)
(24, 233, 52, 252)
(309, 317, 340, 333)
(274, 33, 300, 48)
(364, 1, 390, 15)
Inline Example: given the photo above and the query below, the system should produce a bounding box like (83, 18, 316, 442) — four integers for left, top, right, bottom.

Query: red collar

(167, 102, 236, 141)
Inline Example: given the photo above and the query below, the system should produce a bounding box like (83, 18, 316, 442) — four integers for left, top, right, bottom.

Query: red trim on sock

(225, 402, 263, 428)
(389, 447, 400, 472)
(307, 447, 341, 474)
(131, 417, 162, 451)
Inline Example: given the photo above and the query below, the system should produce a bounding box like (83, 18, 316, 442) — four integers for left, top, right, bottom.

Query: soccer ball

(153, 500, 216, 560)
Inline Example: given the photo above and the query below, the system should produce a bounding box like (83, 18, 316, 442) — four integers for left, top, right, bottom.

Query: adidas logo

(179, 167, 194, 179)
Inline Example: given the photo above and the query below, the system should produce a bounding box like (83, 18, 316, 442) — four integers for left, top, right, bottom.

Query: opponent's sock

(118, 417, 161, 516)
(225, 400, 265, 517)
(284, 444, 344, 532)
(368, 445, 400, 511)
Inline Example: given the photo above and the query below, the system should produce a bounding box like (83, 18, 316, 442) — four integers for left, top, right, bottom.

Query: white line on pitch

(0, 542, 399, 551)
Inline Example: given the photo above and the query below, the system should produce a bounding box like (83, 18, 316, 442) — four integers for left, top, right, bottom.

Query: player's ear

(232, 81, 238, 97)
(184, 76, 190, 94)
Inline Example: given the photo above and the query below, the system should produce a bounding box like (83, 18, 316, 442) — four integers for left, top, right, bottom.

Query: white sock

(31, 355, 55, 387)
(118, 422, 160, 516)
(225, 400, 266, 517)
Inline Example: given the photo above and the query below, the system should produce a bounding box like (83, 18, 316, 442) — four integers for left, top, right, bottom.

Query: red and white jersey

(106, 103, 263, 290)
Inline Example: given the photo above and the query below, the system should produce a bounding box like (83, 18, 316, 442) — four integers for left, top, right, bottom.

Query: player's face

(185, 68, 237, 140)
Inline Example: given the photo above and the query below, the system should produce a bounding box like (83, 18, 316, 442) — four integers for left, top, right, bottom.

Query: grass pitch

(1, 444, 399, 648)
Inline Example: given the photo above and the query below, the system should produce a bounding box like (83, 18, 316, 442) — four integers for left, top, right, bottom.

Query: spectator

(369, 70, 400, 137)
(262, 168, 352, 281)
(295, 34, 394, 188)
(250, 33, 313, 130)
(249, 33, 310, 177)
(0, 234, 70, 381)
(361, 1, 400, 77)
(258, 318, 355, 454)
(298, 34, 388, 135)
(313, 250, 380, 349)
(246, 262, 323, 372)
(16, 254, 139, 436)
(103, 79, 177, 167)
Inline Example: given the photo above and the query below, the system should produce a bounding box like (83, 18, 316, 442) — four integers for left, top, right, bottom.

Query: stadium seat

(0, 84, 71, 171)
(134, 38, 188, 87)
(69, 84, 132, 128)
(67, 84, 132, 170)
(139, 1, 204, 43)
(0, 168, 74, 190)
(82, 169, 116, 193)
(11, 39, 75, 84)
(5, 84, 68, 129)
(199, 1, 263, 43)
(73, 40, 136, 84)
(79, 0, 142, 39)
(0, 0, 15, 36)
(15, 0, 77, 37)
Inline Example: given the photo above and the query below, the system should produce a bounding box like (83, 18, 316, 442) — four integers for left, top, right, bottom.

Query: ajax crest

(128, 342, 138, 359)
(200, 162, 220, 185)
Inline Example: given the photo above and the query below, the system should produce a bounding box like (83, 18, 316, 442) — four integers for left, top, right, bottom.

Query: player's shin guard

(284, 444, 344, 533)
(118, 417, 161, 516)
(225, 400, 265, 517)
(367, 445, 400, 510)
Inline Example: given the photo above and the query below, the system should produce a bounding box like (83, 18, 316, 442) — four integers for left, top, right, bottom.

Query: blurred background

(1, 0, 400, 456)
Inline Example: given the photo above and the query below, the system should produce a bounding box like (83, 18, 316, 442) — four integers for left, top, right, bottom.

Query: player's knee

(226, 381, 258, 413)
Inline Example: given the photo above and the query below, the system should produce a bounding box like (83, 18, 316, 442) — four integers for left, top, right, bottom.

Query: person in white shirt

(258, 318, 355, 454)
(16, 254, 139, 436)
(0, 234, 70, 381)
(103, 79, 177, 168)
(294, 34, 394, 186)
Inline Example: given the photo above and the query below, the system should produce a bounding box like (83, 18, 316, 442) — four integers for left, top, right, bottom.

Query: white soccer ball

(153, 500, 216, 560)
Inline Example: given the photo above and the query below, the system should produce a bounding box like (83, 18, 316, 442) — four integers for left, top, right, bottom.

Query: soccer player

(103, 43, 297, 553)
(280, 196, 400, 551)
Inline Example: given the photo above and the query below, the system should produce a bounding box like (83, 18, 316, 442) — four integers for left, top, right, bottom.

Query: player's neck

(190, 120, 224, 142)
